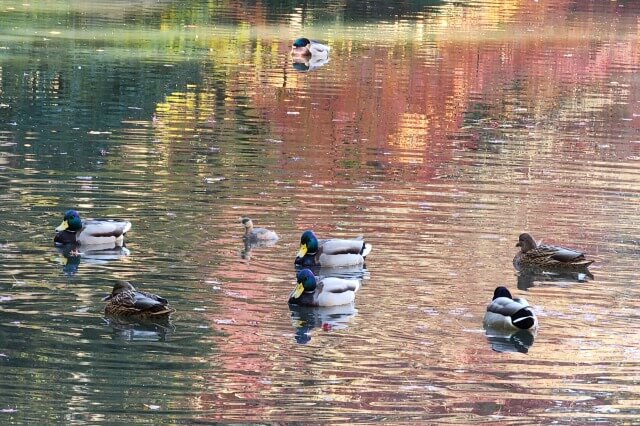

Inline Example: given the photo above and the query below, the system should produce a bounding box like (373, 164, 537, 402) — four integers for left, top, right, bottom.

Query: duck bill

(296, 244, 308, 258)
(55, 220, 69, 232)
(515, 242, 521, 247)
(293, 283, 305, 299)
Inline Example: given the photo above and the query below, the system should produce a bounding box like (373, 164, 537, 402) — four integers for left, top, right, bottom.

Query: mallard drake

(240, 217, 278, 241)
(483, 286, 538, 331)
(514, 233, 593, 270)
(54, 209, 131, 246)
(291, 37, 330, 59)
(295, 230, 372, 268)
(288, 269, 360, 307)
(103, 281, 175, 319)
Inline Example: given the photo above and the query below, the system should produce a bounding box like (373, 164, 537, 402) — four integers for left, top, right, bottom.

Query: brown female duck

(103, 281, 175, 319)
(514, 233, 593, 270)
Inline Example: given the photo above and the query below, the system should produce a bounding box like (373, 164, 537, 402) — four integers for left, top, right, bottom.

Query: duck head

(493, 286, 513, 300)
(56, 210, 83, 232)
(297, 230, 319, 257)
(292, 269, 317, 299)
(291, 37, 311, 56)
(241, 217, 253, 229)
(516, 233, 537, 253)
(103, 280, 135, 301)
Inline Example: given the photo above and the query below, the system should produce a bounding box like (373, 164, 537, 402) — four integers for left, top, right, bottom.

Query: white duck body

(483, 288, 538, 331)
(307, 41, 329, 59)
(76, 219, 132, 245)
(313, 277, 360, 306)
(317, 239, 372, 267)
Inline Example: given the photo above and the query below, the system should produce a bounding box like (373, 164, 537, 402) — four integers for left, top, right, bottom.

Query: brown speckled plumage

(103, 281, 175, 319)
(514, 233, 593, 270)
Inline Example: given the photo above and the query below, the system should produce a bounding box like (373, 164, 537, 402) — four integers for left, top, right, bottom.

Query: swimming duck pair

(484, 232, 594, 333)
(288, 230, 373, 307)
(54, 210, 171, 320)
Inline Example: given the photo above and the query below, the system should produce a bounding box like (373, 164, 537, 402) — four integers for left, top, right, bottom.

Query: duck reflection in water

(292, 55, 330, 72)
(484, 328, 536, 354)
(55, 243, 130, 275)
(515, 265, 593, 291)
(104, 316, 175, 342)
(294, 262, 370, 281)
(240, 237, 279, 260)
(289, 304, 358, 344)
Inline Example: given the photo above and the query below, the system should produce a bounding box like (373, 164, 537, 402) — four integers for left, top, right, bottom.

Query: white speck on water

(203, 177, 225, 183)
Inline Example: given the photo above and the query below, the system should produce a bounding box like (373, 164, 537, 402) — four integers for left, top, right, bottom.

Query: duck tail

(361, 243, 372, 258)
(511, 307, 535, 329)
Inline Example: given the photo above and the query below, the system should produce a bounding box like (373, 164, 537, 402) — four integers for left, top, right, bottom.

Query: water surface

(0, 0, 639, 423)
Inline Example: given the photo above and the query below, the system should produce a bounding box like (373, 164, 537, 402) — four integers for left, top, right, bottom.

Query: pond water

(1, 0, 639, 423)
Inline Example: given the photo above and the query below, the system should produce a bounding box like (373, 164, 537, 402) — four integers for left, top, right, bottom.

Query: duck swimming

(288, 269, 360, 307)
(291, 37, 330, 59)
(103, 281, 175, 319)
(483, 286, 538, 331)
(295, 230, 372, 268)
(241, 217, 278, 241)
(54, 209, 131, 246)
(514, 233, 593, 270)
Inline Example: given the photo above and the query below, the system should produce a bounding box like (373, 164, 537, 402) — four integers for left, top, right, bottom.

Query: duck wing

(487, 297, 529, 316)
(527, 244, 593, 268)
(320, 239, 367, 255)
(82, 219, 132, 238)
(314, 277, 360, 306)
(137, 290, 169, 305)
(133, 291, 174, 315)
(309, 41, 330, 54)
(538, 243, 586, 262)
